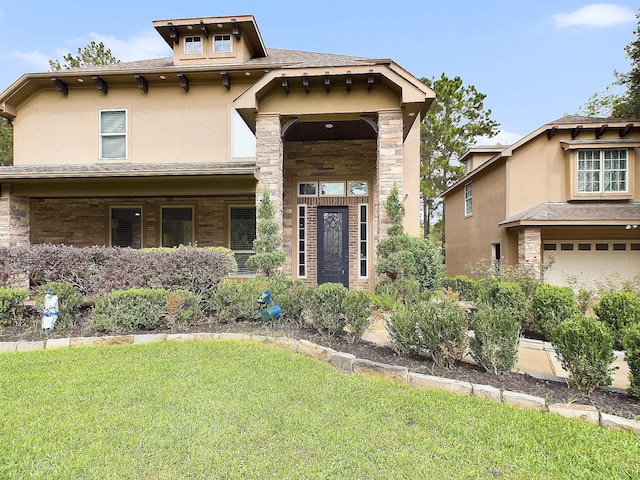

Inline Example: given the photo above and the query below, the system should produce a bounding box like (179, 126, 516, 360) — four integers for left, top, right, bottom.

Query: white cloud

(7, 50, 51, 71)
(88, 31, 170, 62)
(474, 130, 523, 147)
(552, 3, 635, 28)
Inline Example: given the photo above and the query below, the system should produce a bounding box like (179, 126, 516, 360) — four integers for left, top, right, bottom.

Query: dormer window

(577, 149, 627, 193)
(214, 34, 232, 53)
(184, 36, 203, 55)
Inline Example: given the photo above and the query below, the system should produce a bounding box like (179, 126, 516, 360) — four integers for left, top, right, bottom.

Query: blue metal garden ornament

(257, 290, 283, 328)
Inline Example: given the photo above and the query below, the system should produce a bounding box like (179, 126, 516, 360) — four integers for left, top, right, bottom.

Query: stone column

(376, 109, 404, 242)
(518, 227, 541, 274)
(0, 184, 30, 247)
(255, 113, 284, 226)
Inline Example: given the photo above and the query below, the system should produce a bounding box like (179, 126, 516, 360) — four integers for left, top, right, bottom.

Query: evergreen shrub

(594, 291, 640, 349)
(343, 289, 372, 344)
(92, 288, 169, 333)
(469, 307, 520, 375)
(443, 275, 477, 302)
(623, 323, 640, 397)
(531, 283, 578, 340)
(308, 283, 347, 337)
(0, 287, 27, 326)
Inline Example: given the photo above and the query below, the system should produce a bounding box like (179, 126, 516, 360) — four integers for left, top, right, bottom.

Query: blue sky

(0, 1, 637, 143)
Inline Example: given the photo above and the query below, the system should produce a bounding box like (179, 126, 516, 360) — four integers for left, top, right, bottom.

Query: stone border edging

(1, 333, 639, 435)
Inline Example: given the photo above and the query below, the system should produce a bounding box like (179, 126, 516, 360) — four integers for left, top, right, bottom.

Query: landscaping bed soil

(2, 311, 639, 421)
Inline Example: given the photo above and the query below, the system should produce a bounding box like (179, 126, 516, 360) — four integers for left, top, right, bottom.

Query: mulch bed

(2, 312, 639, 421)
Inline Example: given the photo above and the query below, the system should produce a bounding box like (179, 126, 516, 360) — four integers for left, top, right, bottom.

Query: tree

(49, 41, 121, 71)
(245, 190, 286, 277)
(0, 117, 12, 166)
(420, 74, 499, 240)
(614, 10, 640, 117)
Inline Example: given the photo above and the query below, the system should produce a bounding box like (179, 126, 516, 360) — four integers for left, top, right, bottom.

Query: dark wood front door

(317, 206, 349, 287)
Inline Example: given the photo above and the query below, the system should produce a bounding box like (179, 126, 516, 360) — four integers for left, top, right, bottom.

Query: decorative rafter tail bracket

(177, 72, 190, 92)
(169, 23, 179, 44)
(346, 73, 352, 92)
(232, 22, 241, 40)
(620, 124, 633, 137)
(302, 76, 310, 93)
(595, 124, 608, 139)
(221, 71, 231, 90)
(200, 20, 209, 38)
(92, 76, 108, 94)
(571, 125, 582, 139)
(367, 71, 374, 91)
(134, 74, 148, 93)
(281, 76, 290, 94)
(546, 126, 557, 139)
(51, 77, 68, 96)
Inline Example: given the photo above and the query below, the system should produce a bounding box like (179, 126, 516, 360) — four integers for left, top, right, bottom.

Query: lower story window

(161, 207, 193, 247)
(110, 207, 142, 248)
(230, 206, 256, 275)
(298, 205, 307, 278)
(359, 204, 368, 277)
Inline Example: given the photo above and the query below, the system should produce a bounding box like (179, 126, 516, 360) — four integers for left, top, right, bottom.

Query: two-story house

(0, 15, 434, 289)
(442, 115, 640, 287)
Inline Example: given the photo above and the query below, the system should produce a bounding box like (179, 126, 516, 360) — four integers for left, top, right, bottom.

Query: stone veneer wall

(284, 139, 377, 289)
(255, 113, 284, 226)
(518, 227, 542, 271)
(376, 110, 404, 243)
(29, 195, 253, 248)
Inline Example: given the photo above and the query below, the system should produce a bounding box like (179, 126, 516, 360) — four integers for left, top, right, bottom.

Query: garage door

(542, 241, 640, 288)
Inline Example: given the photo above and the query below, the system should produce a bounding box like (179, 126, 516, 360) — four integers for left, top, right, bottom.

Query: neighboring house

(442, 115, 640, 288)
(0, 15, 434, 289)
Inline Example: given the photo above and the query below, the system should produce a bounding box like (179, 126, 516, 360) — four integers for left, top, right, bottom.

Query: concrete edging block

(194, 333, 220, 341)
(0, 342, 17, 353)
(45, 338, 71, 350)
(472, 383, 502, 402)
(218, 333, 252, 342)
(167, 333, 196, 342)
(133, 333, 167, 344)
(354, 359, 408, 383)
(548, 403, 599, 424)
(331, 351, 356, 373)
(16, 341, 45, 352)
(264, 336, 299, 352)
(502, 390, 546, 410)
(409, 372, 472, 396)
(297, 339, 335, 363)
(600, 413, 640, 433)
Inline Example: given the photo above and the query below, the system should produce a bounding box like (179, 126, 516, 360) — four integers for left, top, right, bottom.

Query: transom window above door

(297, 180, 368, 197)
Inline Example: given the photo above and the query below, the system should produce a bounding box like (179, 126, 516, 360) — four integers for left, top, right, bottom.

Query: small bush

(531, 284, 578, 340)
(276, 281, 313, 326)
(211, 278, 264, 323)
(308, 283, 347, 337)
(443, 275, 477, 302)
(0, 287, 28, 326)
(92, 288, 169, 334)
(551, 314, 616, 394)
(35, 282, 84, 330)
(477, 280, 527, 325)
(594, 291, 640, 349)
(470, 307, 520, 375)
(384, 304, 421, 357)
(624, 323, 640, 398)
(408, 237, 445, 293)
(416, 292, 468, 368)
(343, 289, 371, 344)
(476, 277, 500, 306)
(166, 290, 202, 331)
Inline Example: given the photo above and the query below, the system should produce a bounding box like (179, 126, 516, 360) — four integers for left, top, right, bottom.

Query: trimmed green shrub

(470, 307, 520, 375)
(443, 275, 477, 302)
(373, 278, 422, 306)
(35, 282, 84, 330)
(624, 323, 640, 398)
(0, 287, 27, 326)
(275, 281, 313, 327)
(478, 280, 527, 326)
(92, 288, 169, 334)
(308, 283, 347, 337)
(594, 291, 640, 349)
(531, 283, 578, 340)
(384, 304, 421, 357)
(211, 278, 264, 323)
(416, 292, 468, 368)
(166, 289, 202, 331)
(245, 190, 287, 277)
(343, 289, 372, 344)
(551, 314, 616, 394)
(408, 236, 445, 293)
(476, 277, 500, 306)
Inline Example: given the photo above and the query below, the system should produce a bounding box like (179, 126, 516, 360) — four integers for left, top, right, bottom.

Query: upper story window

(184, 36, 203, 54)
(464, 182, 473, 216)
(214, 34, 232, 53)
(577, 149, 627, 193)
(100, 110, 127, 160)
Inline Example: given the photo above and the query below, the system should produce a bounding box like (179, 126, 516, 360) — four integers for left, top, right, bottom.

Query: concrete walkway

(361, 318, 630, 390)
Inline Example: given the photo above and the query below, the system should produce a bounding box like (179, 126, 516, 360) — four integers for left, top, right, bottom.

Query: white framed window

(100, 109, 127, 159)
(297, 205, 307, 278)
(229, 206, 256, 275)
(320, 181, 346, 196)
(358, 204, 368, 278)
(348, 181, 368, 196)
(184, 36, 203, 54)
(109, 206, 142, 248)
(161, 206, 194, 247)
(464, 182, 473, 216)
(578, 149, 628, 193)
(298, 182, 318, 197)
(214, 34, 232, 53)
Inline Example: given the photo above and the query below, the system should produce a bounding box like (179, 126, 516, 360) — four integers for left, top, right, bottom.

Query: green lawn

(1, 340, 639, 479)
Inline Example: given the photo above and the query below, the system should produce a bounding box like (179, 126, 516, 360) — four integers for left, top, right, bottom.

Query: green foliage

(475, 276, 500, 305)
(470, 307, 520, 375)
(594, 291, 640, 349)
(443, 275, 477, 301)
(272, 279, 313, 327)
(0, 117, 12, 166)
(384, 183, 406, 237)
(408, 236, 445, 292)
(477, 279, 527, 325)
(343, 289, 372, 344)
(416, 292, 468, 368)
(211, 278, 264, 323)
(613, 10, 640, 117)
(0, 288, 27, 326)
(36, 282, 84, 329)
(166, 290, 202, 331)
(551, 314, 616, 394)
(624, 323, 640, 397)
(385, 304, 421, 357)
(531, 284, 578, 340)
(307, 283, 347, 337)
(419, 73, 499, 240)
(245, 190, 286, 277)
(92, 288, 169, 334)
(49, 41, 121, 70)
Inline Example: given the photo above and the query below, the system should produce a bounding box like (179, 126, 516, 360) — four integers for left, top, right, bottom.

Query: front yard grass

(1, 340, 639, 479)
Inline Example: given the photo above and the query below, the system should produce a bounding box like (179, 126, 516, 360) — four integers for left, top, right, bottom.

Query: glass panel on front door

(317, 206, 349, 287)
